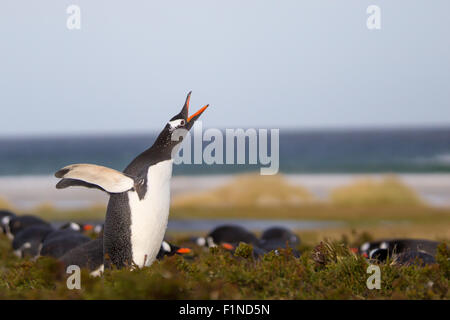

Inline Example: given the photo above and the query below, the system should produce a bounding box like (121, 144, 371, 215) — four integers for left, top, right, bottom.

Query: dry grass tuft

(0, 196, 13, 211)
(331, 176, 423, 207)
(172, 173, 314, 208)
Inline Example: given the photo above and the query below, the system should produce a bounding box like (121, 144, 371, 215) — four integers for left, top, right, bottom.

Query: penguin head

(154, 91, 209, 154)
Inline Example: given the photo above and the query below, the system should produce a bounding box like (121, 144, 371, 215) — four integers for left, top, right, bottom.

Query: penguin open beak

(182, 91, 209, 127)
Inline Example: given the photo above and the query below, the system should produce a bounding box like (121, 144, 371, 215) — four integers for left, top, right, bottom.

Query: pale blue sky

(0, 1, 449, 135)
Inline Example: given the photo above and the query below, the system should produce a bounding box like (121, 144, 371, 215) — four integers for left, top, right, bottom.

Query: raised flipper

(55, 164, 135, 194)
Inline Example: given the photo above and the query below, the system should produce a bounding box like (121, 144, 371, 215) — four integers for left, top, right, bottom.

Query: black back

(208, 225, 260, 246)
(41, 233, 90, 259)
(8, 215, 50, 238)
(260, 227, 300, 246)
(381, 239, 439, 256)
(60, 238, 104, 271)
(395, 250, 436, 266)
(12, 224, 54, 256)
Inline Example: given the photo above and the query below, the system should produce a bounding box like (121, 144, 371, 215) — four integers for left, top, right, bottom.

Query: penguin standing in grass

(55, 92, 209, 270)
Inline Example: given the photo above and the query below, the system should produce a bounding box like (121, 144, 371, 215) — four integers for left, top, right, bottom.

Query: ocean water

(0, 128, 450, 176)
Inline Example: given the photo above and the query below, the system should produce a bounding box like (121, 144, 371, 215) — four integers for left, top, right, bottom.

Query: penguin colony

(0, 93, 441, 275)
(1, 208, 440, 275)
(0, 208, 191, 275)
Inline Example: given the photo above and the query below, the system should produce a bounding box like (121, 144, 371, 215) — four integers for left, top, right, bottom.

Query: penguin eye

(179, 120, 186, 126)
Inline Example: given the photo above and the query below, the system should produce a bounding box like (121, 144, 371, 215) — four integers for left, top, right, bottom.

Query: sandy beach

(0, 173, 449, 210)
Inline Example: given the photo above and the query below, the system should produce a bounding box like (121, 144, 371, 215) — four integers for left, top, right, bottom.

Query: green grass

(0, 233, 448, 299)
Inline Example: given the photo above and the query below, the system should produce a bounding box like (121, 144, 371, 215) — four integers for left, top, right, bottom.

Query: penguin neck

(123, 131, 176, 177)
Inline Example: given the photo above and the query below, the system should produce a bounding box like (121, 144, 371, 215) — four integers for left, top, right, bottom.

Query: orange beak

(221, 243, 234, 251)
(83, 224, 93, 231)
(184, 91, 209, 123)
(188, 105, 209, 123)
(176, 248, 192, 254)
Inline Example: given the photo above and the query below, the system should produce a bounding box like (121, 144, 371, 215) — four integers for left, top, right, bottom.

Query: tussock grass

(331, 176, 423, 207)
(32, 204, 106, 221)
(0, 234, 448, 299)
(0, 196, 13, 211)
(172, 173, 314, 208)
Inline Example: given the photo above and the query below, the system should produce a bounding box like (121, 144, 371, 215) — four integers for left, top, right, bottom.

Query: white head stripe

(361, 242, 370, 252)
(196, 237, 206, 247)
(2, 216, 11, 226)
(70, 222, 81, 231)
(168, 119, 185, 130)
(162, 241, 171, 252)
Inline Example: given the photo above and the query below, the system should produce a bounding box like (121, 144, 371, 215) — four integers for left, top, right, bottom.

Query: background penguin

(193, 225, 260, 248)
(11, 224, 54, 258)
(59, 238, 104, 277)
(258, 226, 301, 257)
(0, 210, 16, 234)
(394, 250, 436, 266)
(359, 240, 384, 257)
(156, 241, 192, 260)
(378, 239, 439, 256)
(368, 248, 389, 262)
(59, 222, 94, 234)
(5, 215, 50, 240)
(54, 92, 209, 269)
(260, 227, 300, 246)
(40, 232, 91, 259)
(369, 247, 436, 266)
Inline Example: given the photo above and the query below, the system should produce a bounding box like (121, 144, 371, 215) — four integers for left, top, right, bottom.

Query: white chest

(128, 159, 173, 267)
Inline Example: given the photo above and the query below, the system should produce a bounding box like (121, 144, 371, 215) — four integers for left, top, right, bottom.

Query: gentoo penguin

(361, 238, 439, 257)
(40, 232, 91, 259)
(59, 238, 104, 277)
(260, 227, 300, 246)
(394, 250, 436, 266)
(369, 248, 436, 266)
(12, 222, 90, 258)
(54, 92, 209, 269)
(359, 240, 383, 257)
(193, 225, 259, 248)
(4, 215, 50, 240)
(258, 240, 301, 258)
(378, 239, 439, 256)
(59, 222, 94, 233)
(0, 210, 16, 234)
(11, 224, 54, 258)
(156, 241, 192, 260)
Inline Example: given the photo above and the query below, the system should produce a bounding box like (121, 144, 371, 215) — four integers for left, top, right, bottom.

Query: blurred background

(1, 1, 449, 242)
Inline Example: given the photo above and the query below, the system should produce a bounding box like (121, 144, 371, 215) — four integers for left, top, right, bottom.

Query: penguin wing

(55, 164, 135, 194)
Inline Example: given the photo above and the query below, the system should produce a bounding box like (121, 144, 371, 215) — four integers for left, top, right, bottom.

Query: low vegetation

(0, 234, 448, 299)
